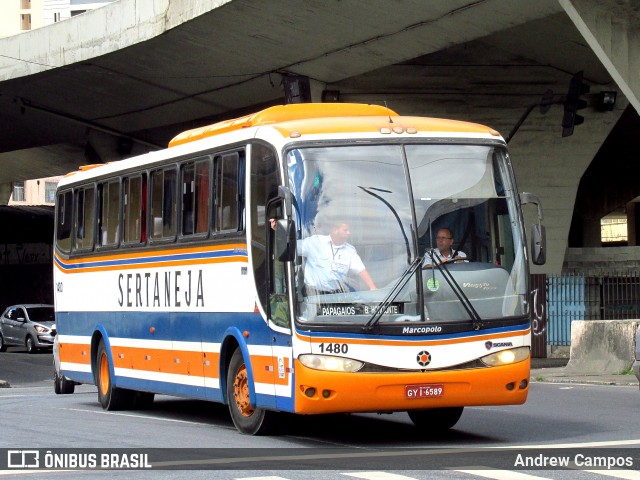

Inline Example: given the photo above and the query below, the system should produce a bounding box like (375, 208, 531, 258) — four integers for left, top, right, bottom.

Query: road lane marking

(582, 470, 640, 480)
(344, 473, 420, 479)
(453, 469, 550, 479)
(233, 477, 289, 480)
(60, 407, 222, 427)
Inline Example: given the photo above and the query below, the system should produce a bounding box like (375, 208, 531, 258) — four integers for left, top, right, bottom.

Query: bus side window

(150, 167, 177, 240)
(195, 159, 211, 234)
(56, 190, 73, 253)
(180, 157, 211, 237)
(215, 152, 241, 232)
(99, 180, 120, 247)
(181, 162, 195, 235)
(123, 174, 145, 244)
(74, 186, 95, 251)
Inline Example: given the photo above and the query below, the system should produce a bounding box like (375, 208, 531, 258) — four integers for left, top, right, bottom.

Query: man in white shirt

(425, 227, 467, 266)
(298, 222, 377, 295)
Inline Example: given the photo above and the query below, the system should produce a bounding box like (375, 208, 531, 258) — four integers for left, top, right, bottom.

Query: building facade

(8, 177, 61, 206)
(0, 0, 113, 38)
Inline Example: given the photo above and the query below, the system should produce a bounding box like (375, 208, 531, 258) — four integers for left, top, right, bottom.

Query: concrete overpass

(1, 0, 640, 281)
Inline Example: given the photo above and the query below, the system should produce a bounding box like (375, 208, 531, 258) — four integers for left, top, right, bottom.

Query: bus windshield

(286, 143, 527, 329)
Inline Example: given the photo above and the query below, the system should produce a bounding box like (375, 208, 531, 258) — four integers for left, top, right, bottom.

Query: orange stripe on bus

(58, 342, 91, 365)
(251, 355, 290, 386)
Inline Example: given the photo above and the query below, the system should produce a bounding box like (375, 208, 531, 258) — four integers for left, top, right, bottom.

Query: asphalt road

(0, 345, 53, 386)
(1, 350, 640, 479)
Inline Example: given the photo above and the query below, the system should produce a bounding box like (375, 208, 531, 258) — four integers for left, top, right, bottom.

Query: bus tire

(226, 348, 275, 435)
(96, 340, 134, 410)
(53, 357, 75, 394)
(408, 406, 464, 431)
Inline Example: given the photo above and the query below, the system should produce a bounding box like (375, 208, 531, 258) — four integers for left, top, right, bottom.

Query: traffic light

(562, 71, 590, 137)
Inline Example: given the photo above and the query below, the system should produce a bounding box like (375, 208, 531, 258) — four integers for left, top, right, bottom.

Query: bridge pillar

(0, 182, 12, 205)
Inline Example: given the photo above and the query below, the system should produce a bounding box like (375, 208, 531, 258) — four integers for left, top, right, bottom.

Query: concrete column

(628, 200, 639, 246)
(560, 0, 640, 114)
(0, 182, 12, 205)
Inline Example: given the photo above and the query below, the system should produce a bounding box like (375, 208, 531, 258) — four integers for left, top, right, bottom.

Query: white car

(0, 304, 55, 353)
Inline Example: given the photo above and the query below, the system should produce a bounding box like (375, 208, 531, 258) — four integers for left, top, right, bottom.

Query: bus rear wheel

(226, 348, 275, 435)
(408, 406, 464, 431)
(96, 340, 134, 410)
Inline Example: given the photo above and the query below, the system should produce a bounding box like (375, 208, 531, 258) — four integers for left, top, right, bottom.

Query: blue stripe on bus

(57, 311, 271, 343)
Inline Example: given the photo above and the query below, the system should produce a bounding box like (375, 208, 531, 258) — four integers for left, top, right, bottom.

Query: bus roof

(58, 103, 503, 187)
(168, 103, 500, 147)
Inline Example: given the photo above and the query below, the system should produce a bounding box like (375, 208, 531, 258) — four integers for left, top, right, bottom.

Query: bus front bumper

(294, 358, 530, 415)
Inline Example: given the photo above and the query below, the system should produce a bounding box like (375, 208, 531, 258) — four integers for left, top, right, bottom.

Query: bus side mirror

(531, 223, 546, 265)
(520, 192, 546, 266)
(276, 219, 296, 262)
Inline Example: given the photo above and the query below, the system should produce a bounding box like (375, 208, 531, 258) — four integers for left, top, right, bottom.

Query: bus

(53, 103, 546, 435)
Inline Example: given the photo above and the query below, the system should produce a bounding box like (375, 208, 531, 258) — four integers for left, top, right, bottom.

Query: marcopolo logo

(485, 340, 514, 350)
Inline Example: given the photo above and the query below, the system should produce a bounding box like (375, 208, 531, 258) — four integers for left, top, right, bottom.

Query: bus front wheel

(96, 340, 134, 410)
(226, 348, 275, 435)
(408, 406, 464, 431)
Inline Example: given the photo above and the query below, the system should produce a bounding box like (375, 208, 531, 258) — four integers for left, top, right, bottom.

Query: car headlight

(299, 354, 364, 372)
(481, 346, 530, 367)
(34, 325, 49, 334)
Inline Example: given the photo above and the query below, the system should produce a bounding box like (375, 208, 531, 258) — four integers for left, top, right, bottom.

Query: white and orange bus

(53, 103, 545, 435)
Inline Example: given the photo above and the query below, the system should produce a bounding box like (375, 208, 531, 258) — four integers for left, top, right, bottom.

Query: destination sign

(316, 303, 404, 316)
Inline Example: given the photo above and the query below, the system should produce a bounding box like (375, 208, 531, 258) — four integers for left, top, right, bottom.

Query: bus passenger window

(74, 186, 95, 251)
(216, 152, 240, 231)
(181, 163, 195, 235)
(150, 167, 176, 240)
(180, 157, 210, 237)
(195, 161, 210, 234)
(99, 180, 120, 247)
(123, 175, 144, 244)
(56, 190, 73, 253)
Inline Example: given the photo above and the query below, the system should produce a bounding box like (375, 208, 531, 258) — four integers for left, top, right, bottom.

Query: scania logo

(485, 341, 513, 350)
(416, 350, 431, 367)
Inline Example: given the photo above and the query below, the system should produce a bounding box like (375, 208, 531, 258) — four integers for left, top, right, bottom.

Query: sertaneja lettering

(118, 269, 204, 308)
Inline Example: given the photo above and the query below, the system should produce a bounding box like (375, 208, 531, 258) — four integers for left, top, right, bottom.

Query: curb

(531, 378, 638, 386)
(530, 374, 638, 387)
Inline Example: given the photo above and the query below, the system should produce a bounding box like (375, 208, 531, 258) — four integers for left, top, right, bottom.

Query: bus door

(266, 199, 294, 410)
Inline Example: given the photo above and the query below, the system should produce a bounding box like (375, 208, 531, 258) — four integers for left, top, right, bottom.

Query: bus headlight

(299, 354, 364, 372)
(481, 346, 529, 367)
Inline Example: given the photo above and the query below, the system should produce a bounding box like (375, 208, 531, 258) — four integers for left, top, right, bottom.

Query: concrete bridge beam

(560, 0, 640, 113)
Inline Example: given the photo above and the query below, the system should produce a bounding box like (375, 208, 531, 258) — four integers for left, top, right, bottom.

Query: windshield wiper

(427, 250, 483, 330)
(362, 256, 423, 332)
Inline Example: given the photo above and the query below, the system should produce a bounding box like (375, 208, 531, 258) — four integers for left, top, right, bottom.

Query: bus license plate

(405, 384, 444, 399)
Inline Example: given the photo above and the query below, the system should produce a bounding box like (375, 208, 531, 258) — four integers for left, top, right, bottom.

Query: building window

(21, 0, 31, 9)
(601, 211, 628, 245)
(45, 182, 57, 203)
(13, 182, 25, 202)
(20, 14, 31, 30)
(54, 12, 61, 22)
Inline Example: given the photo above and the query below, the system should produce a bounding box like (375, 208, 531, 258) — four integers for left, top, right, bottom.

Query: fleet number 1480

(318, 343, 348, 354)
